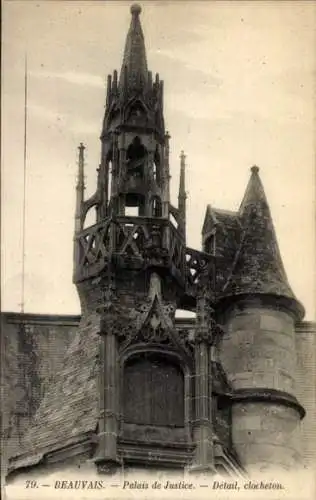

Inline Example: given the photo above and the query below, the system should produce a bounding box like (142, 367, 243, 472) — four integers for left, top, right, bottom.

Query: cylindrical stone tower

(217, 166, 305, 474)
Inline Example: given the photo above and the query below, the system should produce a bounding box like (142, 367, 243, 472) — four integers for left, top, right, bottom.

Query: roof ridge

(212, 207, 239, 216)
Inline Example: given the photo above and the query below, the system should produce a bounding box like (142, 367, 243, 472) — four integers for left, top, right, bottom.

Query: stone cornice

(231, 388, 306, 419)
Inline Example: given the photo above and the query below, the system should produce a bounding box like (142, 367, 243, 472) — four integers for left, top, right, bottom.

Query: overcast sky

(2, 0, 315, 320)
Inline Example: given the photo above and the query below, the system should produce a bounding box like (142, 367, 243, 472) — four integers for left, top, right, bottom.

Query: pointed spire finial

(119, 3, 148, 92)
(78, 142, 85, 183)
(130, 3, 141, 16)
(75, 143, 85, 233)
(251, 165, 259, 174)
(239, 165, 265, 215)
(77, 143, 85, 191)
(178, 150, 187, 239)
(179, 150, 186, 198)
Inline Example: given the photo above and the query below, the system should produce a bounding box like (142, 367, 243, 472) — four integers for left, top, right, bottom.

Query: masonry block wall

(2, 311, 315, 474)
(295, 321, 316, 469)
(219, 300, 306, 472)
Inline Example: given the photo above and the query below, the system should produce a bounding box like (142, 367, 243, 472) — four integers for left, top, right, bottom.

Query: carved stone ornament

(194, 329, 212, 345)
(177, 328, 194, 352)
(142, 226, 170, 266)
(119, 273, 191, 356)
(194, 285, 224, 346)
(96, 459, 121, 475)
(194, 315, 225, 346)
(96, 273, 136, 339)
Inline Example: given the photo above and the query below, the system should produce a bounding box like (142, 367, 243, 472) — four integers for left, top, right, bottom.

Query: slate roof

(203, 206, 241, 251)
(202, 206, 242, 294)
(9, 320, 101, 469)
(211, 208, 241, 256)
(221, 167, 303, 317)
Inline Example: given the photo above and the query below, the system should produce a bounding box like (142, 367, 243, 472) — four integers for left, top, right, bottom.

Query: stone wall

(295, 321, 316, 469)
(219, 301, 304, 472)
(1, 311, 315, 477)
(220, 306, 298, 394)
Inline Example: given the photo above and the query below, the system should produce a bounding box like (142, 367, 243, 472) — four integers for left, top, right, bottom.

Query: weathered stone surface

(219, 302, 307, 472)
(295, 322, 316, 468)
(3, 4, 315, 488)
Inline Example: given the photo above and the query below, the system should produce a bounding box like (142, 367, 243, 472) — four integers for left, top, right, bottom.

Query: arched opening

(125, 193, 145, 216)
(107, 160, 112, 208)
(153, 162, 157, 181)
(175, 309, 196, 319)
(206, 231, 216, 256)
(83, 206, 96, 230)
(126, 136, 146, 181)
(170, 213, 178, 230)
(123, 353, 185, 427)
(153, 147, 161, 185)
(152, 196, 162, 217)
(127, 101, 147, 124)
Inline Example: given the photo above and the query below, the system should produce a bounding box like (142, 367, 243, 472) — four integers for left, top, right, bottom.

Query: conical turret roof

(222, 166, 304, 317)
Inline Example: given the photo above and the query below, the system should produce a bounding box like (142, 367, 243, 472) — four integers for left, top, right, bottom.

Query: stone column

(145, 149, 155, 216)
(207, 343, 215, 465)
(190, 281, 216, 474)
(118, 148, 126, 189)
(192, 338, 211, 469)
(94, 328, 120, 473)
(94, 274, 121, 473)
(111, 132, 119, 198)
(162, 133, 170, 218)
(190, 336, 216, 474)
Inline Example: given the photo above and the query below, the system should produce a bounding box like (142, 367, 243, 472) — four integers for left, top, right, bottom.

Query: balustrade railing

(74, 217, 216, 297)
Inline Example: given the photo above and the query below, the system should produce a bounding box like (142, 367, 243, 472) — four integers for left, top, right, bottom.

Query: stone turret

(217, 166, 305, 473)
(5, 5, 309, 489)
(7, 5, 232, 481)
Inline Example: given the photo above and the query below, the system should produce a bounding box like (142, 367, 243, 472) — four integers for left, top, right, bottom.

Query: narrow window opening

(126, 137, 146, 181)
(107, 160, 112, 206)
(154, 147, 161, 186)
(170, 213, 178, 229)
(152, 197, 162, 217)
(125, 193, 145, 217)
(83, 207, 96, 230)
(125, 206, 139, 217)
(208, 231, 216, 256)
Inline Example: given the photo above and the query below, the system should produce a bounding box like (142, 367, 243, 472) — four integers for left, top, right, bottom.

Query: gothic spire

(75, 143, 85, 233)
(223, 166, 304, 318)
(239, 165, 265, 216)
(119, 4, 148, 91)
(178, 150, 187, 238)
